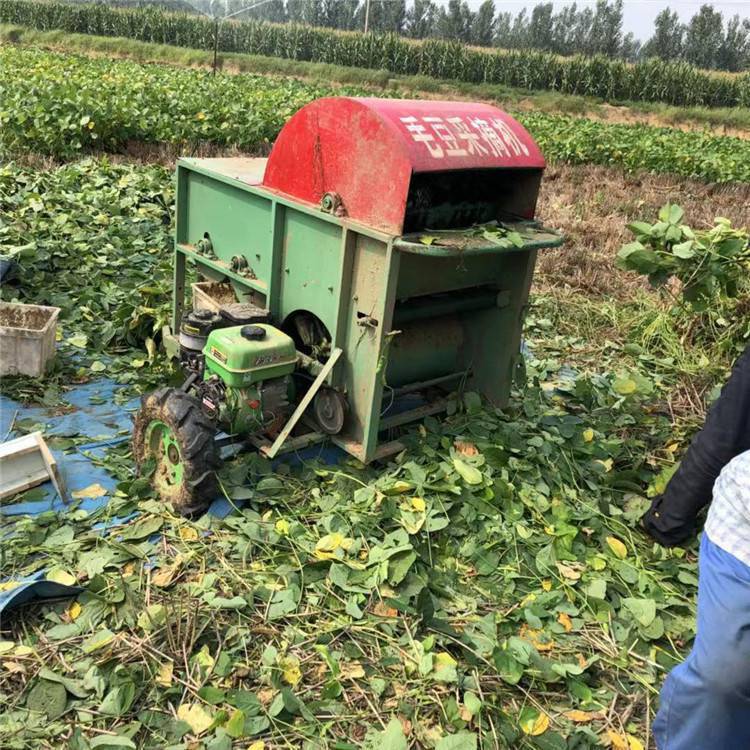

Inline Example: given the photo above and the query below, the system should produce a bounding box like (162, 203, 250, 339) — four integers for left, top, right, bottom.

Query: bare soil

(534, 163, 750, 298)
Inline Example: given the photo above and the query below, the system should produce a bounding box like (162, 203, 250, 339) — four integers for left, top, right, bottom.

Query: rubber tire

(132, 387, 219, 516)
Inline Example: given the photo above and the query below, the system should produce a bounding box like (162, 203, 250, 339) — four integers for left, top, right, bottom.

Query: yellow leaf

(596, 458, 614, 472)
(519, 624, 554, 652)
(606, 536, 628, 559)
(71, 483, 107, 499)
(46, 568, 76, 586)
(275, 519, 290, 535)
(556, 561, 582, 581)
(410, 497, 426, 512)
(177, 703, 213, 735)
(382, 480, 414, 495)
(613, 377, 637, 395)
(314, 532, 345, 560)
(434, 652, 457, 669)
(0, 581, 21, 593)
(156, 661, 173, 687)
(541, 579, 552, 591)
(0, 642, 14, 654)
(582, 428, 594, 442)
(13, 645, 33, 656)
(627, 737, 644, 750)
(248, 742, 265, 750)
(557, 612, 573, 632)
(340, 661, 366, 680)
(563, 709, 604, 723)
(179, 526, 198, 541)
(152, 558, 182, 587)
(280, 656, 302, 687)
(68, 602, 82, 621)
(607, 731, 630, 749)
(521, 711, 550, 736)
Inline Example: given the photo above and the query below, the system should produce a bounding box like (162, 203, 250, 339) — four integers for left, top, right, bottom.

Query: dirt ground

(534, 163, 750, 297)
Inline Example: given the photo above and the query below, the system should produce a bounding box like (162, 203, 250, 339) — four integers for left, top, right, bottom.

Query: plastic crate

(0, 302, 60, 377)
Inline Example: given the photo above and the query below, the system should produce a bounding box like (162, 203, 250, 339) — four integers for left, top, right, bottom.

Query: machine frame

(171, 98, 563, 465)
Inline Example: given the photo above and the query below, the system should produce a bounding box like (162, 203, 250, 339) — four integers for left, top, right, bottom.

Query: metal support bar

(392, 370, 470, 397)
(262, 348, 343, 459)
(379, 398, 451, 431)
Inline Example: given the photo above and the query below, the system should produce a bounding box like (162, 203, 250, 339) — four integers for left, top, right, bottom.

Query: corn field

(1, 0, 749, 109)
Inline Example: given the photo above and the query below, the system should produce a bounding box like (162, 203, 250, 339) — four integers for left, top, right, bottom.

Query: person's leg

(653, 534, 750, 750)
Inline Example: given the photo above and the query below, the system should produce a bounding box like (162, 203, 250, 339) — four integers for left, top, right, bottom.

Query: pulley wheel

(313, 388, 347, 435)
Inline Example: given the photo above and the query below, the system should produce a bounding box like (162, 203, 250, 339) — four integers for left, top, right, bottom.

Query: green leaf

(463, 691, 482, 717)
(453, 458, 483, 485)
(436, 733, 477, 750)
(584, 578, 607, 599)
(224, 709, 245, 738)
(81, 628, 116, 654)
(659, 203, 684, 224)
(671, 240, 695, 259)
(89, 736, 137, 749)
(363, 718, 407, 750)
(622, 597, 657, 627)
(119, 515, 163, 541)
(26, 679, 67, 719)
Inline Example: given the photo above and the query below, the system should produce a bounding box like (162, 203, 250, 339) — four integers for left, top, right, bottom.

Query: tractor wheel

(132, 387, 219, 515)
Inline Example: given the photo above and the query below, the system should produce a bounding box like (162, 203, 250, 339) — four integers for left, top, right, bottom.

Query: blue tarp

(0, 377, 343, 614)
(1, 379, 139, 614)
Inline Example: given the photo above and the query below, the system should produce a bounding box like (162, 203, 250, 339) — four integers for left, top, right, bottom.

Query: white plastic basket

(0, 302, 61, 377)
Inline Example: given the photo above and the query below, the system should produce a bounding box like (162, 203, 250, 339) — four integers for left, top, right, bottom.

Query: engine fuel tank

(204, 324, 297, 387)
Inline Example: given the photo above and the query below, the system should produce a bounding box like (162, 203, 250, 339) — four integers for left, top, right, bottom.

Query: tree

(383, 0, 407, 34)
(471, 0, 495, 46)
(493, 10, 512, 48)
(405, 0, 438, 38)
(527, 2, 554, 50)
(287, 0, 323, 26)
(684, 4, 724, 69)
(570, 5, 593, 54)
(642, 8, 684, 61)
(717, 15, 750, 72)
(620, 31, 640, 62)
(509, 8, 529, 48)
(435, 0, 472, 42)
(588, 0, 623, 57)
(551, 2, 579, 56)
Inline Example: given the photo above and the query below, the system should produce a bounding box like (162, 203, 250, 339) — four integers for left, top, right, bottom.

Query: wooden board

(0, 432, 67, 502)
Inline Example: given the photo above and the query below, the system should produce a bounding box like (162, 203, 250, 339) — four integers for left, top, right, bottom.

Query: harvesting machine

(133, 97, 563, 513)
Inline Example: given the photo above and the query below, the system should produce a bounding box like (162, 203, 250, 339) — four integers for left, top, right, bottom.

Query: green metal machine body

(172, 97, 563, 463)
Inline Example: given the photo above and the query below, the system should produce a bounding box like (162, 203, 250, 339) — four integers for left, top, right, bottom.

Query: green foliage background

(1, 0, 749, 108)
(2, 46, 749, 185)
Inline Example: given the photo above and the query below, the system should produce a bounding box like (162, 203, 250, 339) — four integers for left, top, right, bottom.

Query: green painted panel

(278, 210, 342, 335)
(184, 171, 273, 287)
(396, 252, 514, 298)
(336, 236, 396, 461)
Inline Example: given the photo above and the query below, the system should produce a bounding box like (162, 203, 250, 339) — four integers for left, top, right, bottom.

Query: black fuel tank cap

(241, 325, 266, 341)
